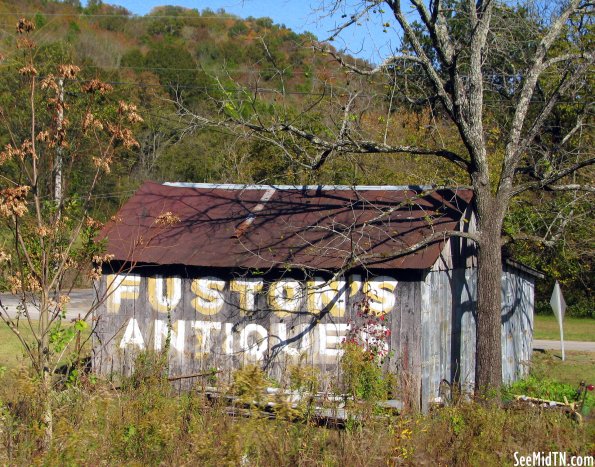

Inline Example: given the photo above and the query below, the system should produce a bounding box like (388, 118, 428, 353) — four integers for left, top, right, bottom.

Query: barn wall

(93, 262, 535, 407)
(391, 280, 422, 409)
(92, 265, 422, 392)
(420, 266, 534, 410)
(420, 267, 477, 411)
(501, 264, 534, 384)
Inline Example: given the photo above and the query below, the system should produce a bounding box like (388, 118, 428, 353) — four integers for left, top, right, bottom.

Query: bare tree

(178, 0, 593, 393)
(0, 19, 142, 448)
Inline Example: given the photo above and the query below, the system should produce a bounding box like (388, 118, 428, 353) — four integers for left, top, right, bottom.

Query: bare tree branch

(512, 157, 595, 196)
(544, 184, 595, 193)
(510, 58, 594, 171)
(501, 0, 583, 188)
(323, 1, 383, 43)
(318, 45, 424, 75)
(241, 120, 470, 170)
(386, 0, 455, 116)
(347, 229, 479, 267)
(411, 0, 454, 65)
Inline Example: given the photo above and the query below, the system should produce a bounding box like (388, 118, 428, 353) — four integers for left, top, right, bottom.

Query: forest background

(0, 0, 592, 318)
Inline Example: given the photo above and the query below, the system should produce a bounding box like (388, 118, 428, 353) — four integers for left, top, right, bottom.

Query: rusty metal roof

(98, 181, 474, 270)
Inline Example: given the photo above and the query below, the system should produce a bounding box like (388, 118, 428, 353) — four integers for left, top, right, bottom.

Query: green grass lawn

(530, 350, 595, 386)
(534, 314, 595, 341)
(0, 320, 90, 370)
(0, 321, 36, 369)
(530, 316, 595, 391)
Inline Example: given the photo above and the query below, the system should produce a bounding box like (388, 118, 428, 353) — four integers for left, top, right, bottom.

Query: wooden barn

(93, 181, 541, 410)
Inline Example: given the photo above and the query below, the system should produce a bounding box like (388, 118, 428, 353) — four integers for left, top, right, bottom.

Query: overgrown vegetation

(506, 375, 595, 414)
(0, 14, 142, 448)
(0, 356, 592, 465)
(530, 350, 595, 390)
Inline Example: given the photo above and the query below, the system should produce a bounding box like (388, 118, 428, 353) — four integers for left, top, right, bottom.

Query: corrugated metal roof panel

(99, 181, 474, 270)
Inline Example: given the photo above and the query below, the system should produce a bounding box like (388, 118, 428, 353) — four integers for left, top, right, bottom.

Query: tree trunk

(40, 293, 53, 451)
(40, 369, 53, 451)
(474, 204, 504, 394)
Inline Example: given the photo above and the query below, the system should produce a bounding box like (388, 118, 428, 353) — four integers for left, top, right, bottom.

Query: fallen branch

(167, 370, 222, 382)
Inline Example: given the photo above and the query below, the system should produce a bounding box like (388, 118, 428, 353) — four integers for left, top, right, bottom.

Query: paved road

(0, 289, 96, 321)
(533, 339, 595, 352)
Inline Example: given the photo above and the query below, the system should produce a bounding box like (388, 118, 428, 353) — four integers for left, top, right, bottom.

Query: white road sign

(550, 281, 567, 361)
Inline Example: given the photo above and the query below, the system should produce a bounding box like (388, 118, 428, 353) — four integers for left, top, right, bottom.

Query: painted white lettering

(270, 322, 312, 356)
(154, 320, 186, 352)
(349, 274, 363, 298)
(363, 276, 397, 314)
(319, 323, 349, 357)
(268, 280, 303, 317)
(223, 322, 234, 355)
(307, 277, 347, 317)
(120, 318, 145, 350)
(191, 321, 221, 354)
(230, 278, 263, 314)
(239, 323, 268, 360)
(291, 323, 312, 352)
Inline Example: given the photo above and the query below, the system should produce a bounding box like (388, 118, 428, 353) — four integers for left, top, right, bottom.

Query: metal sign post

(550, 281, 567, 361)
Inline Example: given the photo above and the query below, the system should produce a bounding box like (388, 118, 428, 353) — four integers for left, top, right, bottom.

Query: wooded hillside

(0, 0, 591, 316)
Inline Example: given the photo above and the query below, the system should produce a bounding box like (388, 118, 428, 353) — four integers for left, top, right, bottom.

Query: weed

(288, 364, 319, 393)
(341, 342, 390, 402)
(232, 364, 267, 405)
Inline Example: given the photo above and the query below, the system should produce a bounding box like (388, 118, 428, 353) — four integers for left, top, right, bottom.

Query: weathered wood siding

(92, 265, 422, 393)
(93, 259, 534, 407)
(420, 266, 534, 410)
(501, 264, 534, 384)
(390, 279, 422, 409)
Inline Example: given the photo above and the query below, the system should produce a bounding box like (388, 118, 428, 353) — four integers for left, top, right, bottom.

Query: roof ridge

(162, 182, 471, 191)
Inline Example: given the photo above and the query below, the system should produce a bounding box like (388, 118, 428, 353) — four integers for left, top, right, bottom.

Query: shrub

(228, 21, 248, 38)
(341, 342, 390, 402)
(232, 364, 267, 405)
(535, 298, 594, 318)
(412, 402, 589, 465)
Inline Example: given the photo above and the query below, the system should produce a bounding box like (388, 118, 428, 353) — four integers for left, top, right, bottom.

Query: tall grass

(0, 360, 592, 465)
